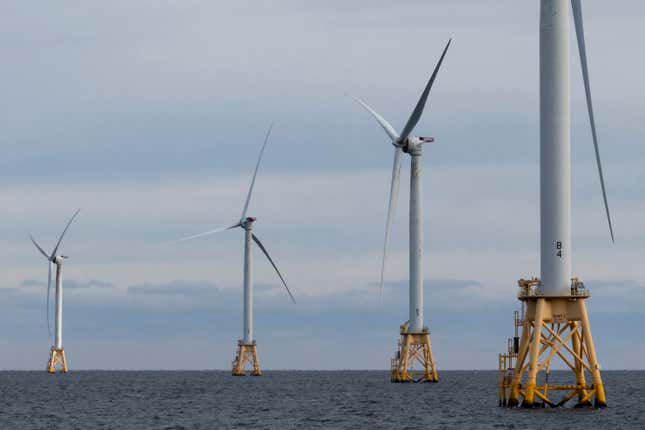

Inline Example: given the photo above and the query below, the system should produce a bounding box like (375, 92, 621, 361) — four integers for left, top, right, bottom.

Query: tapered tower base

(499, 278, 606, 408)
(232, 340, 261, 376)
(390, 323, 438, 383)
(47, 347, 68, 374)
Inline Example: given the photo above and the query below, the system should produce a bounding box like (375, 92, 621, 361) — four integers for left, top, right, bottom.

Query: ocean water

(0, 370, 642, 429)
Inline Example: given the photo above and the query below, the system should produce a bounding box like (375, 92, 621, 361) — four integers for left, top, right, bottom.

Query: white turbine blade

(46, 262, 52, 338)
(571, 0, 614, 243)
(240, 123, 274, 222)
(399, 39, 451, 142)
(379, 146, 402, 301)
(252, 233, 296, 304)
(51, 208, 80, 257)
(172, 223, 240, 243)
(30, 235, 50, 260)
(350, 95, 400, 142)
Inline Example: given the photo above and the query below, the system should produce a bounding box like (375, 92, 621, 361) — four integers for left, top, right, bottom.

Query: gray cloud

(19, 279, 43, 289)
(19, 279, 113, 290)
(1, 1, 642, 185)
(381, 278, 481, 291)
(127, 280, 218, 296)
(0, 276, 643, 369)
(66, 279, 113, 289)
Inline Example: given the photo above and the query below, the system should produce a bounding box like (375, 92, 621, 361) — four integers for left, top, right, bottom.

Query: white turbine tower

(175, 124, 295, 376)
(30, 208, 80, 374)
(499, 0, 612, 408)
(352, 39, 450, 383)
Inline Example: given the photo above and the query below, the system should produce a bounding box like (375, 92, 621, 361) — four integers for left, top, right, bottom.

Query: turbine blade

(51, 208, 80, 257)
(172, 223, 240, 243)
(350, 95, 400, 142)
(571, 0, 614, 242)
(46, 262, 52, 338)
(399, 39, 451, 142)
(240, 123, 274, 222)
(252, 233, 296, 304)
(379, 146, 402, 301)
(30, 235, 50, 260)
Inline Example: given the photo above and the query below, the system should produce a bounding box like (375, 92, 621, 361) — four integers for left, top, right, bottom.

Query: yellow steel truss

(391, 325, 438, 383)
(498, 278, 606, 408)
(232, 340, 261, 376)
(47, 347, 68, 374)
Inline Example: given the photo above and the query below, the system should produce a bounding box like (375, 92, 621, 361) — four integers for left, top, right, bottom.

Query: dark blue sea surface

(0, 370, 642, 429)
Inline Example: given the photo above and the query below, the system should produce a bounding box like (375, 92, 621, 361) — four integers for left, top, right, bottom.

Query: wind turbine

(175, 123, 295, 376)
(351, 39, 451, 383)
(30, 208, 80, 374)
(500, 0, 612, 408)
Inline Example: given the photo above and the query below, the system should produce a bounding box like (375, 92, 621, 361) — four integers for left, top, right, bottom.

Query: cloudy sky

(1, 1, 643, 370)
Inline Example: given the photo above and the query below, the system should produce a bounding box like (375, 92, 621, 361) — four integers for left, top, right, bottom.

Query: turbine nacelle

(398, 136, 435, 153)
(242, 217, 257, 228)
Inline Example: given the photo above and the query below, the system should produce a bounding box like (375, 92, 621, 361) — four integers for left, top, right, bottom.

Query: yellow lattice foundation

(232, 340, 261, 376)
(500, 278, 606, 408)
(390, 324, 438, 383)
(47, 347, 68, 374)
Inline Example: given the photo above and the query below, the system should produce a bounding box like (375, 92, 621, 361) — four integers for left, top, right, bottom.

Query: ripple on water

(0, 370, 642, 429)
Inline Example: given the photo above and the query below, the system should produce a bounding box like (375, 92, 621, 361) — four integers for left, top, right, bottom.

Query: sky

(0, 0, 643, 370)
